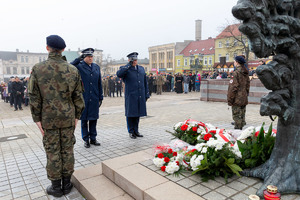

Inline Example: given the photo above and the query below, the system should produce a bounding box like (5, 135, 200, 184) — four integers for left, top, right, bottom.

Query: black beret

(235, 56, 246, 64)
(46, 35, 66, 50)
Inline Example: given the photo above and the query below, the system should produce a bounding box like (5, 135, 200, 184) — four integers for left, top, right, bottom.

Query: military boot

(46, 179, 63, 197)
(62, 176, 73, 195)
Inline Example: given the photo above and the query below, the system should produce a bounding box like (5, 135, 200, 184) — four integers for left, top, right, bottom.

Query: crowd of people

(0, 76, 30, 111)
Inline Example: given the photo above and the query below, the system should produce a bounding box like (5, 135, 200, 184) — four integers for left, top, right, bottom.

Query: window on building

(6, 67, 11, 74)
(177, 59, 180, 66)
(39, 57, 42, 62)
(167, 51, 173, 60)
(152, 53, 157, 62)
(13, 67, 17, 74)
(26, 67, 30, 74)
(218, 41, 222, 48)
(226, 40, 230, 47)
(43, 57, 46, 61)
(204, 57, 208, 65)
(21, 56, 24, 62)
(234, 52, 237, 58)
(184, 59, 187, 66)
(209, 57, 212, 65)
(21, 67, 25, 74)
(234, 40, 238, 46)
(218, 54, 222, 62)
(226, 53, 229, 61)
(25, 56, 28, 63)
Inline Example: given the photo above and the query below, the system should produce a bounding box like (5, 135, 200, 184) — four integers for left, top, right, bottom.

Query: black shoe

(134, 132, 143, 137)
(90, 139, 101, 146)
(84, 141, 90, 148)
(129, 133, 136, 139)
(62, 176, 73, 195)
(231, 122, 235, 125)
(19, 108, 23, 110)
(46, 180, 63, 197)
(14, 109, 17, 111)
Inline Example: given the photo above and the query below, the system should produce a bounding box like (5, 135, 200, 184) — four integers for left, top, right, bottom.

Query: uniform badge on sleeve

(230, 79, 233, 84)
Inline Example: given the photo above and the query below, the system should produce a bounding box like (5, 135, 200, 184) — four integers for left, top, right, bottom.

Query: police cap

(127, 52, 138, 61)
(46, 35, 66, 50)
(81, 48, 94, 57)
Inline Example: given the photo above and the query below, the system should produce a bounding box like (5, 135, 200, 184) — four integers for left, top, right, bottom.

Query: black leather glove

(78, 54, 85, 61)
(99, 100, 102, 107)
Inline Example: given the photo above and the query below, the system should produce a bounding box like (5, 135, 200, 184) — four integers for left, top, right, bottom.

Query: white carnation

(174, 122, 183, 130)
(197, 126, 206, 135)
(205, 123, 216, 130)
(201, 147, 208, 153)
(153, 157, 165, 167)
(195, 143, 205, 151)
(165, 161, 180, 174)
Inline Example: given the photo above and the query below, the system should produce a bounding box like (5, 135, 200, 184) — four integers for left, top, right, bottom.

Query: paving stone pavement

(0, 92, 299, 200)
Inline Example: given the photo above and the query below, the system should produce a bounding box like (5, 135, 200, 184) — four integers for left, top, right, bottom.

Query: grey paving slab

(0, 93, 299, 200)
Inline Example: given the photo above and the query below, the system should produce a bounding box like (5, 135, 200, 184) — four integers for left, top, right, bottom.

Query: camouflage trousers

(157, 85, 162, 95)
(232, 105, 246, 129)
(43, 126, 76, 181)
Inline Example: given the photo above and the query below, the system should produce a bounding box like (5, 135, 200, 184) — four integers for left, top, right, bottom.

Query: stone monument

(232, 0, 300, 196)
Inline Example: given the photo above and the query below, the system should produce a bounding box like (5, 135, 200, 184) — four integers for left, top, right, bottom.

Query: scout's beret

(46, 35, 66, 50)
(235, 56, 246, 64)
(127, 52, 138, 60)
(81, 48, 94, 56)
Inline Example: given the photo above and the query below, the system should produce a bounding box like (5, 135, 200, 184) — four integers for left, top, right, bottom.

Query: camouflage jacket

(28, 52, 85, 129)
(227, 65, 250, 106)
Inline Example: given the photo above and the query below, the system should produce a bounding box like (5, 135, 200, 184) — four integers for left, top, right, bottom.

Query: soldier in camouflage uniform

(156, 73, 164, 95)
(227, 56, 250, 130)
(28, 35, 85, 197)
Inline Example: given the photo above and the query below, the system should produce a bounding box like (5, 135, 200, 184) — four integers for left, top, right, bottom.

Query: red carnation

(164, 157, 170, 163)
(157, 153, 164, 158)
(161, 166, 166, 172)
(210, 130, 216, 134)
(176, 161, 180, 166)
(204, 133, 212, 141)
(192, 127, 198, 132)
(168, 149, 173, 154)
(173, 152, 177, 157)
(181, 124, 188, 131)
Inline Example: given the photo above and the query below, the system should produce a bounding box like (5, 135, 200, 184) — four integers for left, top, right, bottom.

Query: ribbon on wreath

(218, 129, 234, 147)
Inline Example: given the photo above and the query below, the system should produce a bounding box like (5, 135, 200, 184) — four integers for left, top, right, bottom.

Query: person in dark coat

(175, 73, 183, 93)
(115, 77, 122, 97)
(108, 76, 116, 97)
(8, 76, 14, 107)
(116, 52, 150, 139)
(71, 48, 103, 148)
(148, 73, 154, 96)
(12, 76, 24, 111)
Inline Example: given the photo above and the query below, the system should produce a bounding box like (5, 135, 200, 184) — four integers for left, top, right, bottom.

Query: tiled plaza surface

(0, 92, 299, 200)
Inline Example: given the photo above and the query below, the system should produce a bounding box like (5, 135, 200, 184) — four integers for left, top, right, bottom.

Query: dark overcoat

(71, 58, 103, 120)
(117, 63, 149, 117)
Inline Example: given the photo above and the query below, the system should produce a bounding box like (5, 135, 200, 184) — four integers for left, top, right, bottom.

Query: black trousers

(14, 94, 22, 110)
(116, 87, 122, 97)
(126, 117, 140, 134)
(10, 93, 14, 106)
(81, 120, 97, 142)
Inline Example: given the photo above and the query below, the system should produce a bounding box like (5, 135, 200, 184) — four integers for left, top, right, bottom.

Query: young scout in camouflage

(28, 35, 85, 197)
(227, 56, 250, 130)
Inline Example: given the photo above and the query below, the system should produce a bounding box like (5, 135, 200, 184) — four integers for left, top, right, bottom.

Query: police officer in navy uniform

(117, 52, 150, 139)
(71, 48, 103, 148)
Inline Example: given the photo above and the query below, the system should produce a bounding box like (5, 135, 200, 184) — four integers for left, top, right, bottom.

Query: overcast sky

(0, 0, 239, 60)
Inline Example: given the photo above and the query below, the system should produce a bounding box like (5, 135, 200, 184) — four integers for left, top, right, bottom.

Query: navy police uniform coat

(117, 63, 149, 117)
(71, 58, 103, 120)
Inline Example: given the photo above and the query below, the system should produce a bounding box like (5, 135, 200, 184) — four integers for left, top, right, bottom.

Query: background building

(175, 38, 215, 73)
(0, 50, 47, 82)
